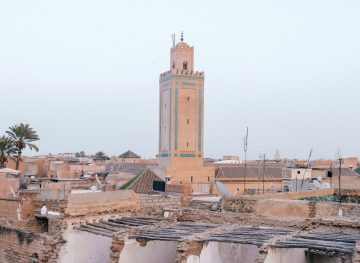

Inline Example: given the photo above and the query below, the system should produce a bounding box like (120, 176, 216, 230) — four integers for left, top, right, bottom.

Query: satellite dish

(313, 180, 321, 189)
(317, 176, 322, 182)
(321, 182, 331, 189)
(215, 181, 231, 198)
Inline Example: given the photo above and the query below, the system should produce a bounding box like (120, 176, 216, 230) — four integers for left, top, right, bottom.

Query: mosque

(129, 33, 215, 194)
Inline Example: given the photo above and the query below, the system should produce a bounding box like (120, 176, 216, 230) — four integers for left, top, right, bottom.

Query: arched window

(183, 61, 188, 70)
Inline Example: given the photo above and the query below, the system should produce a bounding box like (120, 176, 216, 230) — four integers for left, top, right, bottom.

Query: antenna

(243, 127, 248, 193)
(299, 148, 313, 191)
(336, 149, 343, 197)
(171, 34, 175, 47)
(243, 127, 248, 167)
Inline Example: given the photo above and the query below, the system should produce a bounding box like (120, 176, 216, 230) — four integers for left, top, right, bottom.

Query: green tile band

(198, 89, 202, 151)
(181, 82, 196, 87)
(175, 88, 179, 151)
(180, 153, 196, 157)
(169, 88, 172, 151)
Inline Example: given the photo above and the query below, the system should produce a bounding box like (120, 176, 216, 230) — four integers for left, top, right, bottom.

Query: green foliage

(93, 151, 110, 161)
(0, 136, 16, 168)
(5, 123, 40, 170)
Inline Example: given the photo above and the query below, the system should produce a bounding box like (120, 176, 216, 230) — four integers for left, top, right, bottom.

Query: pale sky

(0, 0, 359, 160)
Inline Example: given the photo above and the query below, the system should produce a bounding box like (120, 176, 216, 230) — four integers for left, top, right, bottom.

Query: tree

(75, 151, 87, 158)
(0, 136, 15, 168)
(93, 151, 109, 161)
(6, 123, 40, 170)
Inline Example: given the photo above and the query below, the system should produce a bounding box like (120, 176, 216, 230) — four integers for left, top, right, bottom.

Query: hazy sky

(0, 0, 359, 160)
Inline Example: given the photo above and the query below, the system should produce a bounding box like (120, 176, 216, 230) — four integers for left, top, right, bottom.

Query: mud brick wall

(0, 226, 48, 263)
(140, 195, 181, 211)
(65, 190, 141, 216)
(0, 198, 20, 222)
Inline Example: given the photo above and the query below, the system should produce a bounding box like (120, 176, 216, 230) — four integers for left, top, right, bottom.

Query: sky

(0, 0, 359, 160)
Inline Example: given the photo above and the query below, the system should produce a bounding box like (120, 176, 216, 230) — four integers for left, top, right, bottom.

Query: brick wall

(0, 198, 20, 222)
(0, 226, 48, 263)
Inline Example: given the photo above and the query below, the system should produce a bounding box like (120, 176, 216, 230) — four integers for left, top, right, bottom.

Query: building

(118, 150, 141, 163)
(0, 168, 20, 197)
(156, 34, 215, 193)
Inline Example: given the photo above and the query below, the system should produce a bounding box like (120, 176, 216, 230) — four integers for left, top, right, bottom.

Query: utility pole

(259, 154, 266, 194)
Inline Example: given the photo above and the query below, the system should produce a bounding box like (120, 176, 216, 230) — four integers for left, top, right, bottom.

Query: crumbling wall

(0, 226, 48, 263)
(223, 197, 257, 213)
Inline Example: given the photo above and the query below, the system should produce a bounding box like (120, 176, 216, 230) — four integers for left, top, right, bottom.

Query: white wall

(58, 229, 112, 263)
(264, 248, 307, 263)
(119, 239, 177, 263)
(191, 242, 259, 263)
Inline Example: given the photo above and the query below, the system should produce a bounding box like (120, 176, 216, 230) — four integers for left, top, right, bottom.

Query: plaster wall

(118, 239, 177, 263)
(264, 248, 307, 263)
(256, 199, 309, 219)
(264, 247, 342, 263)
(58, 228, 112, 263)
(189, 241, 259, 263)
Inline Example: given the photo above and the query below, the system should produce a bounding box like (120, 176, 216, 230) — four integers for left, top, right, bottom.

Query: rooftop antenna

(243, 127, 248, 167)
(243, 127, 248, 193)
(336, 149, 343, 198)
(300, 148, 313, 191)
(171, 33, 175, 47)
(180, 31, 184, 42)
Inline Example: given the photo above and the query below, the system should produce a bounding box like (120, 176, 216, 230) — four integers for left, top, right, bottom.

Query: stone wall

(223, 197, 257, 213)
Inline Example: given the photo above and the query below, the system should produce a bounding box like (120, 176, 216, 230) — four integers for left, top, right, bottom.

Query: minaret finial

(180, 31, 184, 42)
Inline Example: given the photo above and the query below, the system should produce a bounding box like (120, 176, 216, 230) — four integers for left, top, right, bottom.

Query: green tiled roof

(118, 150, 140, 159)
(354, 167, 360, 175)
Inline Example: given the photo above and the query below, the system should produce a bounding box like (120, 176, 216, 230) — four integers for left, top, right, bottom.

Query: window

(297, 171, 301, 174)
(186, 142, 189, 147)
(187, 97, 190, 101)
(183, 61, 188, 70)
(208, 176, 210, 182)
(187, 119, 189, 124)
(191, 176, 193, 183)
(172, 62, 175, 69)
(164, 104, 166, 109)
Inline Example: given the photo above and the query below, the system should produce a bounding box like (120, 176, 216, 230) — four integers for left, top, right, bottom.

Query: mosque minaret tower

(158, 33, 214, 189)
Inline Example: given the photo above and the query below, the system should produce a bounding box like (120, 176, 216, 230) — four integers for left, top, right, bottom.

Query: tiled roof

(216, 166, 286, 179)
(118, 150, 141, 159)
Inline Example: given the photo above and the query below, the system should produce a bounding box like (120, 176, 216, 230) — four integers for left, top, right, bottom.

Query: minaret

(158, 33, 213, 185)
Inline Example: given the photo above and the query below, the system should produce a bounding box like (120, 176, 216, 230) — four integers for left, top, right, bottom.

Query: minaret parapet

(160, 70, 204, 80)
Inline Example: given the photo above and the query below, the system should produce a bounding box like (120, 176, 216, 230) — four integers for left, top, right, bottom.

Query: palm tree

(6, 123, 40, 170)
(0, 136, 15, 168)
